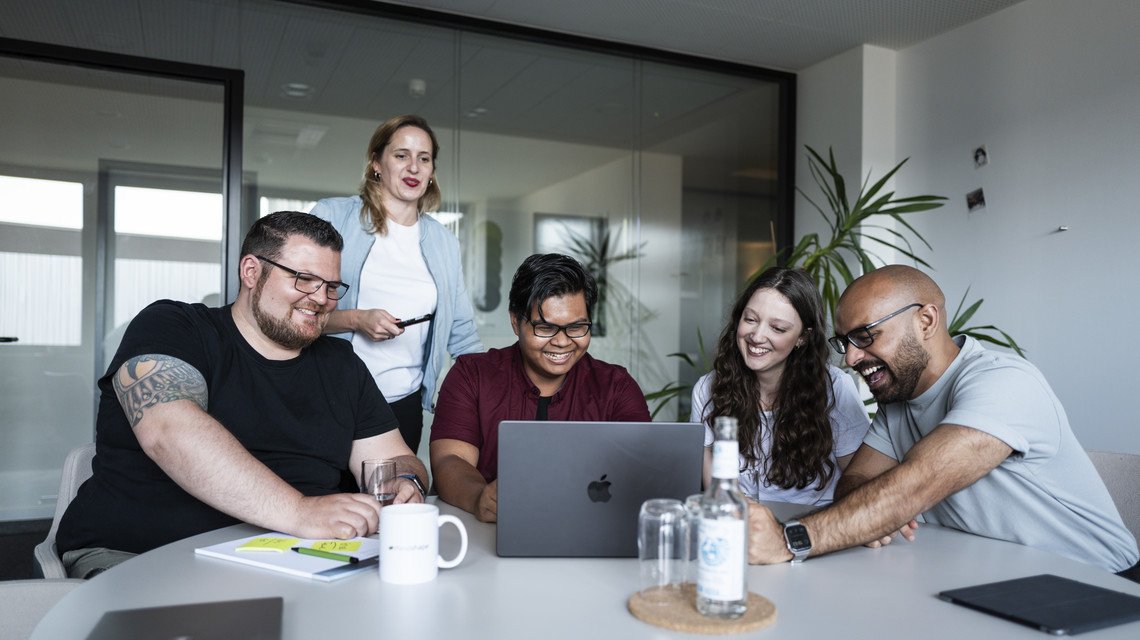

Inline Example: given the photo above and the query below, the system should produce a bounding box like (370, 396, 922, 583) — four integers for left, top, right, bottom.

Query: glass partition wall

(0, 0, 791, 520)
(0, 51, 234, 522)
(235, 0, 789, 421)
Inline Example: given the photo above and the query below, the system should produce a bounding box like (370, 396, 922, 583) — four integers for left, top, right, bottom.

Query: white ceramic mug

(380, 503, 468, 584)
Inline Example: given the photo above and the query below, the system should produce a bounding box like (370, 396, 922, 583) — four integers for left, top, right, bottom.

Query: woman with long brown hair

(691, 267, 868, 505)
(312, 114, 483, 454)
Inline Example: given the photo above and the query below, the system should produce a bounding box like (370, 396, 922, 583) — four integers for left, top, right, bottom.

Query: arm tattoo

(113, 354, 209, 428)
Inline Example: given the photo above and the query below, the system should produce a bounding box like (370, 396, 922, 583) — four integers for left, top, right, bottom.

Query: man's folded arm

(805, 424, 1012, 555)
(348, 431, 427, 503)
(430, 438, 497, 522)
(833, 444, 917, 547)
(116, 353, 380, 539)
(834, 444, 897, 500)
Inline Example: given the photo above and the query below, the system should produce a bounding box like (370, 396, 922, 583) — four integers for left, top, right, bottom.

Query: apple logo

(587, 474, 612, 502)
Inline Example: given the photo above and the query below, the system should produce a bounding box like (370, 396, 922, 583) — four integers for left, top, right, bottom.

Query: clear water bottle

(696, 416, 748, 618)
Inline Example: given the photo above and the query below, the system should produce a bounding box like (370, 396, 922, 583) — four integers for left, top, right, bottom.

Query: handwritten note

(308, 540, 363, 552)
(236, 537, 300, 553)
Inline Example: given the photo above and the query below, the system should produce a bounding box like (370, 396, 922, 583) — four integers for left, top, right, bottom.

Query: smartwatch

(397, 473, 427, 499)
(783, 520, 812, 563)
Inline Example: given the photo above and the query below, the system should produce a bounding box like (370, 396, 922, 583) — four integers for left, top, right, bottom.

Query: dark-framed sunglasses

(256, 255, 349, 301)
(828, 303, 922, 354)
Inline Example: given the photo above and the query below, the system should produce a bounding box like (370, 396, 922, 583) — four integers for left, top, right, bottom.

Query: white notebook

(195, 532, 379, 582)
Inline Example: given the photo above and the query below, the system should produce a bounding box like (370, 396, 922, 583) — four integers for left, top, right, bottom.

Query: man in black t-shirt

(57, 211, 427, 578)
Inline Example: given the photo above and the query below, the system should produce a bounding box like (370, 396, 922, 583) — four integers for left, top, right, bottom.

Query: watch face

(785, 523, 811, 551)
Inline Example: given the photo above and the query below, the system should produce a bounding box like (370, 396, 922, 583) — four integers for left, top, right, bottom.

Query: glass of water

(361, 459, 397, 506)
(637, 498, 690, 605)
(683, 493, 703, 584)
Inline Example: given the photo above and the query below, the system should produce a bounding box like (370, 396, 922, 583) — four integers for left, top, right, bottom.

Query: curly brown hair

(703, 267, 836, 490)
(358, 114, 442, 235)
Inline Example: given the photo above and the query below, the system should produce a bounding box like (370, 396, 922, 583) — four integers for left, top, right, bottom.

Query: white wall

(797, 0, 1140, 453)
(796, 45, 903, 282)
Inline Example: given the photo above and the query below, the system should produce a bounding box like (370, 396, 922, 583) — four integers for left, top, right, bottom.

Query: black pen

(290, 547, 359, 563)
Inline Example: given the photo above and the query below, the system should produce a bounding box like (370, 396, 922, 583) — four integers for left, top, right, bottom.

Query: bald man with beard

(746, 265, 1139, 578)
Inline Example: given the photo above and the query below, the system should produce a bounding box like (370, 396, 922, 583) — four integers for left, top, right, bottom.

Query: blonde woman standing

(312, 114, 483, 454)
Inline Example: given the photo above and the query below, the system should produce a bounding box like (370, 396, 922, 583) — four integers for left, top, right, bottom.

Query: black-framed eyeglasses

(828, 303, 922, 354)
(525, 318, 592, 339)
(256, 255, 349, 301)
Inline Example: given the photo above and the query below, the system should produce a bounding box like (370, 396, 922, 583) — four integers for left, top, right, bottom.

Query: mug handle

(437, 513, 469, 568)
(436, 515, 468, 569)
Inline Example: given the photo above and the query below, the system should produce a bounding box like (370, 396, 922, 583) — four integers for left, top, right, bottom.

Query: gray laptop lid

(496, 420, 703, 558)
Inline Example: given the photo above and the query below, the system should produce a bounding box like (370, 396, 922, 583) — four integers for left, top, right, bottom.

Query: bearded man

(744, 265, 1139, 579)
(57, 211, 425, 578)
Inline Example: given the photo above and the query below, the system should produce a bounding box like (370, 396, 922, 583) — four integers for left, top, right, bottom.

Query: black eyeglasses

(525, 318, 592, 339)
(256, 255, 349, 301)
(828, 303, 922, 354)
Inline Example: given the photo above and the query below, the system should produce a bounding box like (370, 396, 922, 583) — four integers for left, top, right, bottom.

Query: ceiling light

(280, 83, 314, 99)
(409, 78, 427, 98)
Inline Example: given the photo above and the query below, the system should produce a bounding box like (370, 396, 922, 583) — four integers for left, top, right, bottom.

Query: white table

(34, 502, 1140, 639)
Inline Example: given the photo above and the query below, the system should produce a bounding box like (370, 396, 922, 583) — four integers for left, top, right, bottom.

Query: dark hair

(705, 267, 835, 490)
(359, 114, 442, 234)
(239, 211, 344, 263)
(508, 253, 598, 321)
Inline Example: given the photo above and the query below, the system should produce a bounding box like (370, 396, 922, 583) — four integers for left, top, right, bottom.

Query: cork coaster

(627, 583, 776, 634)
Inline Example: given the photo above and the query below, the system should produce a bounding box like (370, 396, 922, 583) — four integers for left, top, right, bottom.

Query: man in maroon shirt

(430, 253, 651, 522)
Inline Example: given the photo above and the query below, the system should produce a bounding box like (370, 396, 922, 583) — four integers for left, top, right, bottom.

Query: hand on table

(393, 477, 425, 504)
(476, 479, 498, 523)
(355, 308, 404, 342)
(292, 493, 381, 539)
(865, 519, 920, 548)
(747, 502, 793, 564)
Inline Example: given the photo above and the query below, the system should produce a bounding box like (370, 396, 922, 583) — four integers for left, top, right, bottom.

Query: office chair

(1087, 449, 1140, 539)
(0, 579, 85, 640)
(33, 443, 96, 579)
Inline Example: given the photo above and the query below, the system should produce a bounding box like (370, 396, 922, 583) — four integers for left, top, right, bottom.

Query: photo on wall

(966, 188, 986, 212)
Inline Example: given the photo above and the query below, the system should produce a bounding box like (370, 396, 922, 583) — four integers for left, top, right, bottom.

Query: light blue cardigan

(310, 196, 484, 412)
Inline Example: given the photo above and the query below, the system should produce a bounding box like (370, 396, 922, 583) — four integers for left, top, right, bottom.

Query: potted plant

(647, 145, 1023, 419)
(791, 146, 1023, 354)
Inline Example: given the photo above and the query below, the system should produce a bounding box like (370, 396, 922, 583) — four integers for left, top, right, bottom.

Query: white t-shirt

(692, 365, 869, 505)
(351, 220, 437, 401)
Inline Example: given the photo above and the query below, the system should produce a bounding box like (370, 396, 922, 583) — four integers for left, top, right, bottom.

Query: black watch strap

(397, 473, 426, 499)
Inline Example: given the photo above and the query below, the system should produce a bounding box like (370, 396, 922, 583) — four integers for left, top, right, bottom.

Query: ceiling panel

(378, 0, 1029, 71)
(67, 0, 146, 55)
(138, 0, 221, 65)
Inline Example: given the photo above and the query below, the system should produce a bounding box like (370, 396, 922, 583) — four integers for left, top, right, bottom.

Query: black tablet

(938, 574, 1140, 636)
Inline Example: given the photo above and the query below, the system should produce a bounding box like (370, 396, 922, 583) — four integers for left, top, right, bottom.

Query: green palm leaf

(751, 145, 1021, 360)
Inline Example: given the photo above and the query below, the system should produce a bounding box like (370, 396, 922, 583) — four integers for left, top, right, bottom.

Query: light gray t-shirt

(693, 365, 870, 505)
(864, 335, 1138, 572)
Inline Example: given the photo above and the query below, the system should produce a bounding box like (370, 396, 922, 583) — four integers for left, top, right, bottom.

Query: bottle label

(697, 518, 746, 601)
(710, 441, 739, 479)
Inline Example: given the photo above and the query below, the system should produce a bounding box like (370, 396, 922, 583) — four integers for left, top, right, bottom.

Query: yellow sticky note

(236, 537, 300, 553)
(309, 540, 363, 553)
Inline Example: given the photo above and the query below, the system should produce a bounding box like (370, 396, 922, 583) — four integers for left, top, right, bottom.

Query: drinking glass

(638, 498, 690, 604)
(683, 493, 703, 584)
(361, 459, 397, 506)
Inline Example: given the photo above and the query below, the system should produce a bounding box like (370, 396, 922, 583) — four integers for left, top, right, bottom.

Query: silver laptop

(496, 420, 704, 557)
